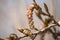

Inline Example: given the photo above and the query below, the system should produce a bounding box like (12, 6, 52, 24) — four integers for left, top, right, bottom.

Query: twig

(18, 35, 28, 39)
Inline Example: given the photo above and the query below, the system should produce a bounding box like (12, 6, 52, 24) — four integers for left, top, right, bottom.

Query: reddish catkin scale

(27, 3, 35, 10)
(27, 3, 41, 30)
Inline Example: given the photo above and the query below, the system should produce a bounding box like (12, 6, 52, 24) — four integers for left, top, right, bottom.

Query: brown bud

(23, 29, 32, 35)
(23, 29, 28, 34)
(45, 16, 50, 20)
(45, 16, 51, 24)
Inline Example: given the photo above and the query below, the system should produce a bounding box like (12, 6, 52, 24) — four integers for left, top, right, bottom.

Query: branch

(18, 35, 28, 39)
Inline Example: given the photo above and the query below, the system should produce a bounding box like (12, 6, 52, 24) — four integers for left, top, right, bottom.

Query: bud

(23, 29, 28, 34)
(23, 29, 32, 35)
(45, 16, 51, 24)
(45, 16, 50, 20)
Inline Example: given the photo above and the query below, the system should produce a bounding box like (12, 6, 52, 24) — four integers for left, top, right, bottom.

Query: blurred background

(0, 0, 60, 40)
